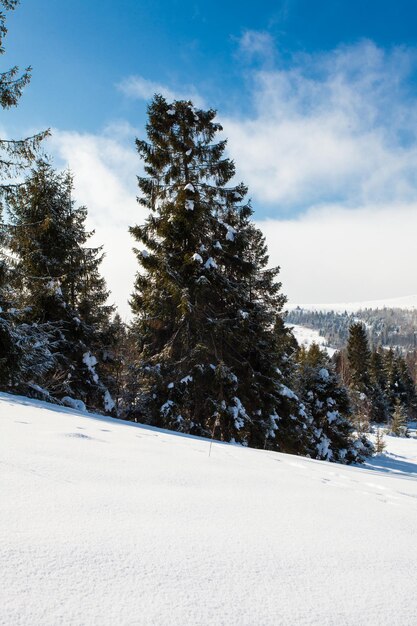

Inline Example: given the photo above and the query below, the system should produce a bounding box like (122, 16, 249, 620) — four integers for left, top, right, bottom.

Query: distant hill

(286, 294, 417, 313)
(286, 300, 417, 351)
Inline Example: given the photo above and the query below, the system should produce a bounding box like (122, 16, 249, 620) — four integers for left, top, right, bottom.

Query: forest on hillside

(287, 307, 417, 351)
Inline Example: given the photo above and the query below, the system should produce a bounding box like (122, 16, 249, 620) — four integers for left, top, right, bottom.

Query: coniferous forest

(1, 0, 416, 466)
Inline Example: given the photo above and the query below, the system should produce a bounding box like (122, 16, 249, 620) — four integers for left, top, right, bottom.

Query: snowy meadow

(2, 393, 417, 626)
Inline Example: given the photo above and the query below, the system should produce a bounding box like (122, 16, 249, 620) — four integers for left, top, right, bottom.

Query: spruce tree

(347, 322, 370, 392)
(7, 160, 115, 411)
(368, 348, 390, 423)
(0, 0, 48, 387)
(294, 343, 373, 463)
(130, 95, 310, 452)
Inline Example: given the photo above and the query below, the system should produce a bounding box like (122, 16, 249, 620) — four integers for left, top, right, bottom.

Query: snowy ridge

(287, 293, 417, 313)
(287, 323, 337, 356)
(1, 393, 417, 626)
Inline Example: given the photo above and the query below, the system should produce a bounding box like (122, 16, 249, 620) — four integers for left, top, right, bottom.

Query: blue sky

(4, 0, 417, 314)
(6, 0, 417, 133)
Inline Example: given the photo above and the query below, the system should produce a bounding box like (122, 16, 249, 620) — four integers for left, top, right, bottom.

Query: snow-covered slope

(287, 323, 337, 356)
(2, 393, 417, 626)
(287, 293, 417, 312)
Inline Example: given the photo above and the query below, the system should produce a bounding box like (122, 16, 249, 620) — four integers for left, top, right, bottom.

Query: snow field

(1, 393, 417, 626)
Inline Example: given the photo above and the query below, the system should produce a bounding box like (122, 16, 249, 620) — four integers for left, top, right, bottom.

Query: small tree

(374, 427, 386, 455)
(389, 400, 408, 437)
(294, 343, 373, 463)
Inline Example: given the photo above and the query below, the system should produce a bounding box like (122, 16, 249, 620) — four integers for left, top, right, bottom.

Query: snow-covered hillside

(2, 393, 417, 626)
(287, 293, 417, 312)
(287, 323, 337, 356)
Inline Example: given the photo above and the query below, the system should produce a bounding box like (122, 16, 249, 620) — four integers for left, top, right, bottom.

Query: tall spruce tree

(130, 95, 310, 452)
(7, 160, 115, 411)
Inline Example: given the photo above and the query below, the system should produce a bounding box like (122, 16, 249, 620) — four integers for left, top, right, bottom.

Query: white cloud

(260, 202, 417, 306)
(43, 40, 417, 313)
(224, 41, 417, 211)
(237, 30, 275, 65)
(220, 40, 417, 304)
(118, 75, 205, 107)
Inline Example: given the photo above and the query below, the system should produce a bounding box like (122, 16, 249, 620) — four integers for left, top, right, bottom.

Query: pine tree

(7, 160, 115, 411)
(294, 343, 373, 463)
(129, 95, 310, 452)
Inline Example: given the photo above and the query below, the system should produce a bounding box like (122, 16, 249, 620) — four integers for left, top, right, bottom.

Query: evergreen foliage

(374, 427, 386, 454)
(294, 343, 373, 463)
(4, 161, 115, 412)
(389, 400, 408, 437)
(347, 322, 371, 392)
(129, 95, 310, 452)
(0, 0, 48, 389)
(0, 0, 48, 196)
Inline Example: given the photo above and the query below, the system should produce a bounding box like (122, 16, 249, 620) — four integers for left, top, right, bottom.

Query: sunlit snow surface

(287, 323, 337, 356)
(1, 393, 417, 626)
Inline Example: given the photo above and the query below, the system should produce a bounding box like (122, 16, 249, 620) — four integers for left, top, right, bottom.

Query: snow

(204, 257, 217, 270)
(82, 351, 99, 383)
(61, 396, 86, 412)
(287, 323, 337, 357)
(185, 199, 194, 211)
(191, 252, 203, 263)
(2, 392, 417, 625)
(184, 183, 195, 192)
(319, 367, 329, 380)
(103, 390, 115, 413)
(279, 384, 298, 400)
(287, 293, 417, 313)
(220, 221, 236, 242)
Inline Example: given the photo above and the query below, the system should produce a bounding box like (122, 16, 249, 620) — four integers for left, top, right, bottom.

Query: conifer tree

(368, 348, 390, 422)
(374, 427, 386, 454)
(294, 343, 372, 463)
(347, 322, 371, 392)
(0, 0, 48, 196)
(7, 161, 115, 411)
(130, 95, 310, 452)
(0, 0, 48, 387)
(389, 399, 408, 437)
(382, 348, 417, 419)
